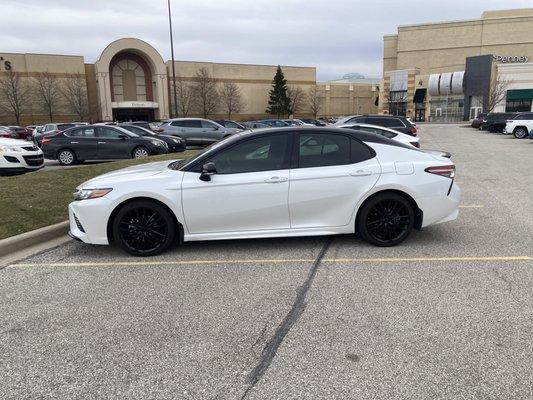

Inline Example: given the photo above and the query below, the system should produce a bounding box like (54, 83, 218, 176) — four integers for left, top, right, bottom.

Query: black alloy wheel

(113, 200, 175, 256)
(358, 193, 414, 247)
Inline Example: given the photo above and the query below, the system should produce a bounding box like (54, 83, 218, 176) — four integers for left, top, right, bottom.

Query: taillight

(153, 128, 164, 133)
(409, 126, 417, 136)
(425, 165, 455, 179)
(41, 137, 52, 145)
(410, 141, 420, 148)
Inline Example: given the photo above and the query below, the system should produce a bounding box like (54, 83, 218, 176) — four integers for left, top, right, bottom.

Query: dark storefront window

(388, 90, 407, 116)
(505, 99, 532, 112)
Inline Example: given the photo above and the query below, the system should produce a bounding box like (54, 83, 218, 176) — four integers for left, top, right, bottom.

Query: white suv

(0, 138, 44, 175)
(504, 112, 533, 138)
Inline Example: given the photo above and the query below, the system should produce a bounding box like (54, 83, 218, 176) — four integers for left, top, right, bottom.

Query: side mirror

(200, 162, 217, 181)
(214, 126, 219, 130)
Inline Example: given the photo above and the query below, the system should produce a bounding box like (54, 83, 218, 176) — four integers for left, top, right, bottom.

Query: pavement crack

(241, 237, 333, 399)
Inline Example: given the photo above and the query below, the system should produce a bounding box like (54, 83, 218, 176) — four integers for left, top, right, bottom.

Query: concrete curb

(0, 221, 69, 258)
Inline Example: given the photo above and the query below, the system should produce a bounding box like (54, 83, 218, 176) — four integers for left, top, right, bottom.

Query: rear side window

(351, 139, 374, 163)
(368, 117, 403, 127)
(182, 120, 202, 128)
(58, 124, 75, 131)
(347, 117, 366, 124)
(298, 133, 350, 168)
(358, 126, 397, 139)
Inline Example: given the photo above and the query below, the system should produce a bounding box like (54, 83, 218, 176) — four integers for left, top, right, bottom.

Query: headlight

(151, 140, 164, 146)
(74, 188, 112, 201)
(172, 138, 181, 143)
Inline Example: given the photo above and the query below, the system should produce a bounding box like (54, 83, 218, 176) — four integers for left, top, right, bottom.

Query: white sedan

(338, 123, 420, 148)
(0, 138, 44, 176)
(68, 127, 460, 256)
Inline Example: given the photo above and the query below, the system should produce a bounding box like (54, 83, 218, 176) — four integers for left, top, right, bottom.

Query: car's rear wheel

(113, 200, 175, 256)
(358, 193, 414, 247)
(57, 149, 76, 165)
(132, 146, 150, 159)
(513, 127, 528, 139)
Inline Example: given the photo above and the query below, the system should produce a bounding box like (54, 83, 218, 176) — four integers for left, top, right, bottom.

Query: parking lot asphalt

(1, 124, 532, 399)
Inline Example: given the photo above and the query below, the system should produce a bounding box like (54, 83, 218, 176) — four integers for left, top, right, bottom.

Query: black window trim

(186, 131, 293, 174)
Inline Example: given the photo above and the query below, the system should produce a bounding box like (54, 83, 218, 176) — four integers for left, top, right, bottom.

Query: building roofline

(165, 59, 316, 70)
(0, 52, 84, 59)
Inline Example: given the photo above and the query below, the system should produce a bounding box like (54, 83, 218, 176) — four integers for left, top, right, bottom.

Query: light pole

(167, 0, 178, 118)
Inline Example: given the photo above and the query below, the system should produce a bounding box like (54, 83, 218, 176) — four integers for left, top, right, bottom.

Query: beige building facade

(0, 37, 378, 125)
(381, 8, 533, 121)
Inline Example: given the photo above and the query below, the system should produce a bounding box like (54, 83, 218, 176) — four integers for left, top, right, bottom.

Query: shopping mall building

(0, 38, 379, 125)
(380, 8, 533, 121)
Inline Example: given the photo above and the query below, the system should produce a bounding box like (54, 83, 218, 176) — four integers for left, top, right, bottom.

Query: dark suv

(335, 115, 417, 136)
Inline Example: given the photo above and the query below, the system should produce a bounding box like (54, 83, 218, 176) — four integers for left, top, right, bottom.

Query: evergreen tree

(266, 66, 290, 118)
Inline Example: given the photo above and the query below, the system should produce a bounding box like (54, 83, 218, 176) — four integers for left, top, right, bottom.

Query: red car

(8, 126, 33, 140)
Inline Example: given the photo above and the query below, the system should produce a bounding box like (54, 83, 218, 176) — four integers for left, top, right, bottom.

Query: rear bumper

(419, 182, 460, 228)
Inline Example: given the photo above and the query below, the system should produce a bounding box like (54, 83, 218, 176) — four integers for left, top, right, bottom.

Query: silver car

(159, 118, 237, 146)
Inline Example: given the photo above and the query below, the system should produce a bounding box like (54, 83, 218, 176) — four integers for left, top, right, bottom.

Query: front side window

(67, 128, 96, 138)
(98, 127, 123, 139)
(201, 120, 218, 129)
(202, 134, 288, 174)
(170, 121, 184, 127)
(182, 120, 202, 128)
(298, 133, 350, 168)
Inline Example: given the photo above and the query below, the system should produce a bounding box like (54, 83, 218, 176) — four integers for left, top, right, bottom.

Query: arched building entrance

(94, 38, 169, 122)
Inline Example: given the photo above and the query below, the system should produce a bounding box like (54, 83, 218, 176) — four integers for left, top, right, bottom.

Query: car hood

(0, 137, 28, 146)
(78, 160, 179, 188)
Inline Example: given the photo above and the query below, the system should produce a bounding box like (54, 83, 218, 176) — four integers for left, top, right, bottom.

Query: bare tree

(172, 75, 194, 117)
(220, 82, 244, 120)
(61, 74, 89, 121)
(0, 70, 31, 125)
(487, 76, 511, 112)
(287, 86, 306, 117)
(307, 85, 321, 118)
(33, 72, 62, 122)
(191, 68, 220, 118)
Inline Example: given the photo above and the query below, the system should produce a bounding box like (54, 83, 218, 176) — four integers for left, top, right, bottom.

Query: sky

(1, 0, 530, 81)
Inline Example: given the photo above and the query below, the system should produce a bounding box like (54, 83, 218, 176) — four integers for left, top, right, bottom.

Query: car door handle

(70, 141, 78, 144)
(264, 176, 288, 183)
(98, 141, 106, 144)
(350, 170, 372, 176)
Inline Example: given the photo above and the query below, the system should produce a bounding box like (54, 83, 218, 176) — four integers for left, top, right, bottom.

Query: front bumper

(68, 197, 113, 245)
(1, 151, 44, 175)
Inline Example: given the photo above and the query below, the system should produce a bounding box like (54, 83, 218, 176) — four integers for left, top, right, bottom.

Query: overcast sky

(1, 0, 530, 80)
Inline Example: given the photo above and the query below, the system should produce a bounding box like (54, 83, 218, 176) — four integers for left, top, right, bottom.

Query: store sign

(493, 55, 529, 63)
(0, 56, 12, 70)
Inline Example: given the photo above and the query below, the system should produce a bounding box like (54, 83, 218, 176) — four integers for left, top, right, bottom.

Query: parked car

(214, 120, 248, 131)
(241, 121, 270, 130)
(281, 119, 314, 126)
(34, 123, 84, 147)
(119, 124, 186, 153)
(338, 123, 420, 148)
(334, 115, 418, 137)
(126, 121, 164, 133)
(7, 126, 33, 140)
(67, 127, 460, 256)
(0, 126, 17, 139)
(300, 118, 327, 126)
(0, 138, 44, 175)
(503, 112, 533, 138)
(529, 129, 533, 140)
(255, 119, 290, 128)
(480, 112, 518, 133)
(159, 118, 237, 145)
(41, 125, 168, 165)
(471, 113, 487, 129)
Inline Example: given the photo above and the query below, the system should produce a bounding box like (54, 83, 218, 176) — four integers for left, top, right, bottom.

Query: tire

(112, 200, 176, 256)
(357, 193, 415, 247)
(57, 149, 76, 165)
(132, 146, 150, 159)
(513, 127, 528, 139)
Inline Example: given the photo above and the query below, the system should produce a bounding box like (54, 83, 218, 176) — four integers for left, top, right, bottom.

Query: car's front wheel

(57, 149, 76, 165)
(132, 146, 150, 159)
(513, 127, 528, 139)
(358, 193, 414, 247)
(113, 200, 176, 256)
